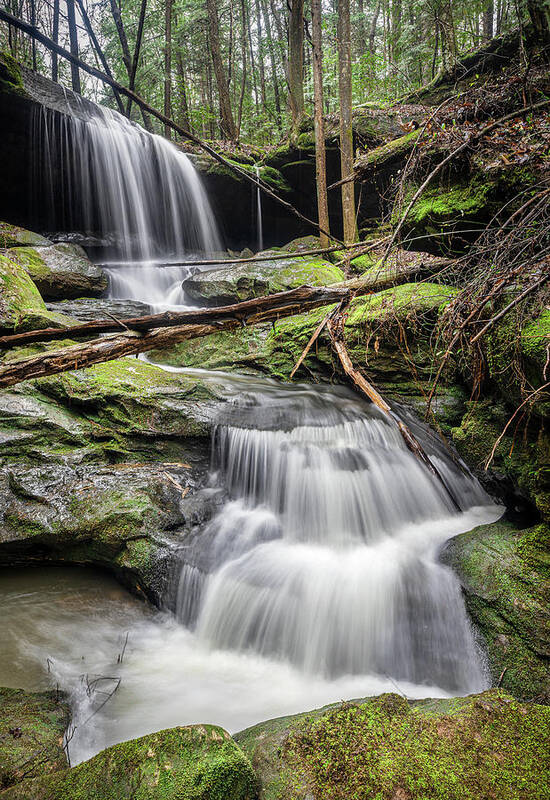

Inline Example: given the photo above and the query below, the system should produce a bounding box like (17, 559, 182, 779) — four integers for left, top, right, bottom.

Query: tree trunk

(255, 0, 267, 108)
(337, 0, 356, 244)
(51, 0, 59, 81)
(206, 0, 237, 140)
(237, 0, 248, 138)
(66, 0, 81, 92)
(261, 0, 282, 126)
(311, 0, 330, 247)
(175, 50, 192, 133)
(368, 0, 380, 56)
(527, 0, 550, 47)
(126, 0, 147, 117)
(75, 0, 126, 114)
(288, 0, 305, 135)
(483, 1, 494, 40)
(110, 0, 131, 74)
(164, 0, 173, 138)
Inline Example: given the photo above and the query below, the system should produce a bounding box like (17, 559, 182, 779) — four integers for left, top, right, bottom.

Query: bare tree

(311, 0, 330, 246)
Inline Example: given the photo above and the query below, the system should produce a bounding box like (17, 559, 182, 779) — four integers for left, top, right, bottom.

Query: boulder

(46, 297, 151, 322)
(0, 253, 77, 333)
(0, 222, 51, 249)
(2, 724, 257, 800)
(0, 687, 69, 791)
(236, 690, 550, 800)
(441, 520, 550, 702)
(182, 255, 344, 307)
(7, 244, 108, 300)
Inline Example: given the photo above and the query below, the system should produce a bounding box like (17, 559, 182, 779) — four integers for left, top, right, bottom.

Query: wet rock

(46, 297, 151, 322)
(2, 723, 257, 800)
(182, 253, 344, 307)
(0, 222, 51, 249)
(0, 687, 69, 790)
(441, 520, 550, 702)
(6, 244, 108, 300)
(236, 690, 550, 800)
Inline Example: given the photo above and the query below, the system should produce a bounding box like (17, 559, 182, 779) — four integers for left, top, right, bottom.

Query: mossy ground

(0, 687, 69, 790)
(2, 724, 258, 800)
(237, 690, 550, 800)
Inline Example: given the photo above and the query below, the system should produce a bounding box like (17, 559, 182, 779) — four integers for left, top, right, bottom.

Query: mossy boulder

(0, 253, 46, 330)
(0, 687, 69, 790)
(3, 724, 257, 800)
(7, 244, 108, 300)
(181, 256, 344, 307)
(236, 689, 550, 800)
(0, 222, 51, 249)
(441, 520, 550, 702)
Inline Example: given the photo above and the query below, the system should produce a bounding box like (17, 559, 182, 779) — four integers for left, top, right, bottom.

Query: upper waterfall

(32, 100, 222, 262)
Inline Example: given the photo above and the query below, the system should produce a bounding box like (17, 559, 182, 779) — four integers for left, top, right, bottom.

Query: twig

(289, 302, 343, 378)
(484, 383, 549, 470)
(470, 271, 550, 343)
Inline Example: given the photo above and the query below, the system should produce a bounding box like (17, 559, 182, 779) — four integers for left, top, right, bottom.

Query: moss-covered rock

(7, 244, 108, 300)
(3, 724, 257, 800)
(441, 520, 550, 702)
(181, 256, 344, 306)
(0, 222, 51, 249)
(236, 689, 550, 800)
(0, 253, 46, 330)
(0, 687, 69, 790)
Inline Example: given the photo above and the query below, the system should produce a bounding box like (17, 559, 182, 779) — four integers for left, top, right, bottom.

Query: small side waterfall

(175, 378, 501, 693)
(255, 165, 264, 252)
(32, 99, 222, 307)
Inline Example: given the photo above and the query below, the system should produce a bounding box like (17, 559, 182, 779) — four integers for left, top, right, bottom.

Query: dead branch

(327, 313, 461, 510)
(470, 270, 549, 344)
(484, 382, 550, 470)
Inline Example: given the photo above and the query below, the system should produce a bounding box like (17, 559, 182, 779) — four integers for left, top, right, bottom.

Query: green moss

(356, 129, 421, 171)
(0, 223, 51, 249)
(6, 247, 49, 279)
(237, 690, 550, 800)
(0, 253, 46, 329)
(0, 52, 26, 96)
(3, 724, 257, 800)
(442, 520, 550, 701)
(0, 687, 69, 790)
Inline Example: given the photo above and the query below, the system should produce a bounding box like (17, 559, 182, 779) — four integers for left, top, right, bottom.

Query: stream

(1, 98, 504, 767)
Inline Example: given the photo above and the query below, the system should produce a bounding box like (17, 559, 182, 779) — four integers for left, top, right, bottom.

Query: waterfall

(174, 377, 502, 693)
(32, 100, 222, 307)
(255, 165, 264, 252)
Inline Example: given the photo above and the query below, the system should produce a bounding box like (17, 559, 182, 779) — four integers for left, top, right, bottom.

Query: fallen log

(0, 258, 448, 350)
(0, 286, 349, 388)
(327, 312, 462, 511)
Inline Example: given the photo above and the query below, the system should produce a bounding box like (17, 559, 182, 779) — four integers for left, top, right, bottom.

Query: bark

(255, 0, 267, 108)
(109, 0, 131, 74)
(527, 0, 550, 47)
(288, 0, 305, 135)
(311, 0, 330, 247)
(206, 0, 237, 140)
(261, 0, 282, 125)
(483, 1, 494, 40)
(175, 50, 192, 134)
(368, 1, 381, 56)
(30, 0, 36, 69)
(51, 0, 59, 81)
(0, 286, 349, 388)
(237, 0, 248, 137)
(337, 0, 356, 243)
(126, 0, 147, 117)
(66, 0, 81, 93)
(164, 0, 173, 138)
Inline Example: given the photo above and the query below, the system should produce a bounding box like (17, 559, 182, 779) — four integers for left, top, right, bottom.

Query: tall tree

(51, 0, 59, 81)
(261, 0, 282, 126)
(164, 0, 173, 137)
(288, 0, 305, 135)
(206, 0, 237, 140)
(311, 0, 330, 246)
(66, 0, 81, 92)
(337, 0, 356, 243)
(483, 1, 494, 40)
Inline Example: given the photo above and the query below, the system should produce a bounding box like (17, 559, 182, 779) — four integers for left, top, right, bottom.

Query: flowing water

(33, 100, 222, 308)
(16, 97, 504, 767)
(1, 371, 502, 765)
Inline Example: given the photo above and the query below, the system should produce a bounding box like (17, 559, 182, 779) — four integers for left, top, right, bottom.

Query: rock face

(0, 357, 229, 600)
(182, 256, 344, 306)
(236, 690, 550, 800)
(441, 520, 550, 702)
(0, 687, 69, 791)
(2, 723, 257, 800)
(6, 244, 108, 300)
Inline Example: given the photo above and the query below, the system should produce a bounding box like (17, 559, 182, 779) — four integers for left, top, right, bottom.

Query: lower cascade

(175, 379, 498, 692)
